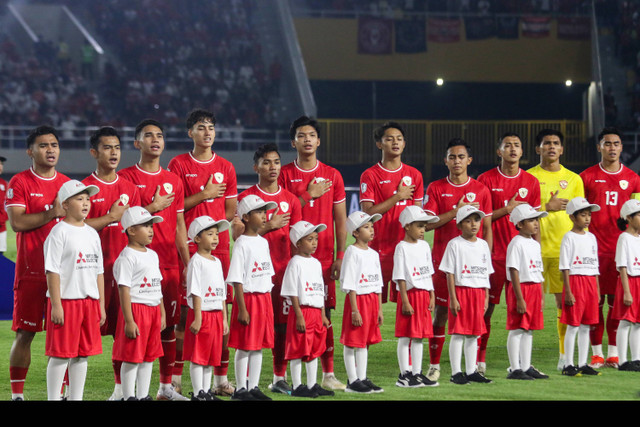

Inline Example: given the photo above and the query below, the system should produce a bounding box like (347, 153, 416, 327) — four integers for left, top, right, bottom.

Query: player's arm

(260, 207, 290, 236)
(349, 290, 362, 327)
(619, 267, 633, 306)
(146, 185, 174, 214)
(300, 179, 332, 208)
(331, 201, 347, 279)
(85, 199, 129, 232)
(561, 270, 574, 306)
(7, 201, 64, 232)
(46, 271, 64, 325)
(176, 212, 190, 268)
(483, 215, 493, 252)
(184, 174, 227, 211)
(190, 295, 202, 334)
(491, 193, 525, 221)
(360, 182, 415, 216)
(225, 196, 237, 223)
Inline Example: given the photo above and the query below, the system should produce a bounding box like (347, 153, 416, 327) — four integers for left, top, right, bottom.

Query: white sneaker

(426, 365, 440, 382)
(321, 373, 346, 390)
(108, 385, 123, 401)
(557, 354, 565, 371)
(156, 385, 189, 401)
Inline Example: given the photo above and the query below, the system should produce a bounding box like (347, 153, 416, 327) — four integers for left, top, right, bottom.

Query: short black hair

(446, 138, 472, 157)
(289, 116, 320, 140)
(90, 126, 121, 150)
(373, 121, 405, 143)
(253, 143, 280, 164)
(498, 132, 521, 147)
(135, 119, 163, 141)
(26, 125, 59, 148)
(535, 128, 564, 145)
(186, 108, 216, 129)
(597, 126, 622, 142)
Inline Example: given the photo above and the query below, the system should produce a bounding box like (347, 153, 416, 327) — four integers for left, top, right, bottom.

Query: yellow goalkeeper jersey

(527, 164, 585, 258)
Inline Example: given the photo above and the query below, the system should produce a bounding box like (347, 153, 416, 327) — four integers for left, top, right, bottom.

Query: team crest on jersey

(402, 176, 412, 186)
(163, 183, 173, 194)
(559, 180, 568, 189)
(214, 172, 224, 183)
(620, 180, 629, 190)
(518, 188, 528, 198)
(361, 183, 367, 193)
(466, 192, 476, 202)
(120, 194, 130, 206)
(280, 201, 289, 212)
(315, 177, 326, 183)
(6, 188, 12, 199)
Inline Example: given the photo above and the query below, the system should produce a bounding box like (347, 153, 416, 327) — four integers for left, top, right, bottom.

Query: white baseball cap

(58, 179, 99, 202)
(289, 220, 327, 245)
(566, 197, 600, 216)
(121, 206, 163, 232)
(510, 203, 548, 226)
(346, 210, 382, 234)
(237, 195, 277, 218)
(399, 205, 439, 227)
(188, 215, 231, 241)
(620, 199, 640, 220)
(456, 205, 486, 224)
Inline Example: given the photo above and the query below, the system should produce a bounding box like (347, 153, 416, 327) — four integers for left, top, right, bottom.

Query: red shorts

(228, 292, 274, 351)
(183, 308, 224, 367)
(598, 255, 618, 295)
(101, 271, 120, 337)
(394, 288, 434, 339)
(448, 286, 488, 336)
(560, 275, 599, 327)
(45, 298, 103, 358)
(12, 276, 48, 333)
(612, 275, 640, 323)
(112, 303, 164, 363)
(505, 282, 544, 331)
(285, 306, 327, 361)
(161, 267, 181, 327)
(489, 258, 507, 305)
(340, 292, 382, 348)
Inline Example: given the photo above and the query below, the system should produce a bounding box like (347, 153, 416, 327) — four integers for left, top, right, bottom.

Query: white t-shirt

(280, 254, 325, 308)
(392, 240, 435, 291)
(187, 252, 226, 311)
(225, 234, 274, 293)
(439, 236, 493, 289)
(339, 245, 383, 295)
(113, 246, 163, 306)
(559, 231, 599, 276)
(44, 221, 104, 300)
(615, 232, 640, 277)
(505, 234, 544, 283)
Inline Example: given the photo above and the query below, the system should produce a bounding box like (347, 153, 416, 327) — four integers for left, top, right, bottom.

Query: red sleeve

(289, 193, 302, 224)
(333, 170, 346, 204)
(359, 169, 376, 204)
(423, 182, 438, 215)
(413, 170, 424, 204)
(6, 174, 26, 208)
(225, 161, 238, 199)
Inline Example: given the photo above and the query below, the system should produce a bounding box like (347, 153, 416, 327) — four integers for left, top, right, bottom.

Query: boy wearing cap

(281, 220, 332, 398)
(184, 216, 231, 401)
(393, 205, 440, 388)
(112, 205, 165, 400)
(505, 204, 549, 380)
(339, 211, 384, 394)
(227, 195, 277, 401)
(439, 205, 494, 385)
(559, 197, 602, 376)
(43, 180, 105, 400)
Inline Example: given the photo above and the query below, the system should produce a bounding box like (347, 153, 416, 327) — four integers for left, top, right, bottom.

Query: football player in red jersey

(279, 116, 347, 390)
(360, 122, 424, 303)
(580, 127, 640, 368)
(423, 138, 492, 382)
(7, 125, 70, 400)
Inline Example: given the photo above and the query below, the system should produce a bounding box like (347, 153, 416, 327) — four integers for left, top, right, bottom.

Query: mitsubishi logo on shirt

(359, 274, 368, 283)
(462, 264, 471, 274)
(412, 267, 420, 277)
(77, 252, 86, 264)
(140, 277, 151, 288)
(634, 257, 640, 267)
(573, 256, 582, 265)
(205, 286, 216, 297)
(305, 282, 313, 292)
(252, 262, 262, 273)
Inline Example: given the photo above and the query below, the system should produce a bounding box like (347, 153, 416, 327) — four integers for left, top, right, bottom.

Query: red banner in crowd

(427, 18, 461, 43)
(357, 16, 393, 54)
(521, 16, 551, 38)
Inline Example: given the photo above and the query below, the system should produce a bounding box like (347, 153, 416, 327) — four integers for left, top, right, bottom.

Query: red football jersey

(278, 160, 346, 265)
(167, 152, 237, 255)
(6, 168, 70, 279)
(423, 176, 492, 261)
(238, 184, 302, 277)
(119, 164, 185, 268)
(359, 162, 424, 258)
(477, 167, 541, 260)
(0, 177, 8, 233)
(82, 172, 141, 270)
(580, 163, 640, 256)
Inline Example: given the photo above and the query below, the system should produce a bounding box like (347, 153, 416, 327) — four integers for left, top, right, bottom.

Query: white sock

(507, 329, 524, 371)
(464, 335, 478, 375)
(564, 325, 578, 367)
(617, 320, 631, 365)
(46, 357, 69, 401)
(213, 374, 228, 387)
(410, 339, 424, 375)
(190, 363, 205, 394)
(120, 362, 138, 400)
(247, 350, 263, 390)
(136, 362, 153, 399)
(591, 343, 603, 357)
(607, 344, 618, 358)
(67, 357, 88, 401)
(306, 358, 318, 388)
(234, 350, 249, 390)
(203, 366, 213, 392)
(290, 359, 302, 389)
(397, 337, 411, 373)
(520, 330, 533, 371)
(630, 323, 640, 361)
(355, 347, 368, 380)
(449, 334, 464, 375)
(578, 324, 590, 367)
(343, 346, 357, 383)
